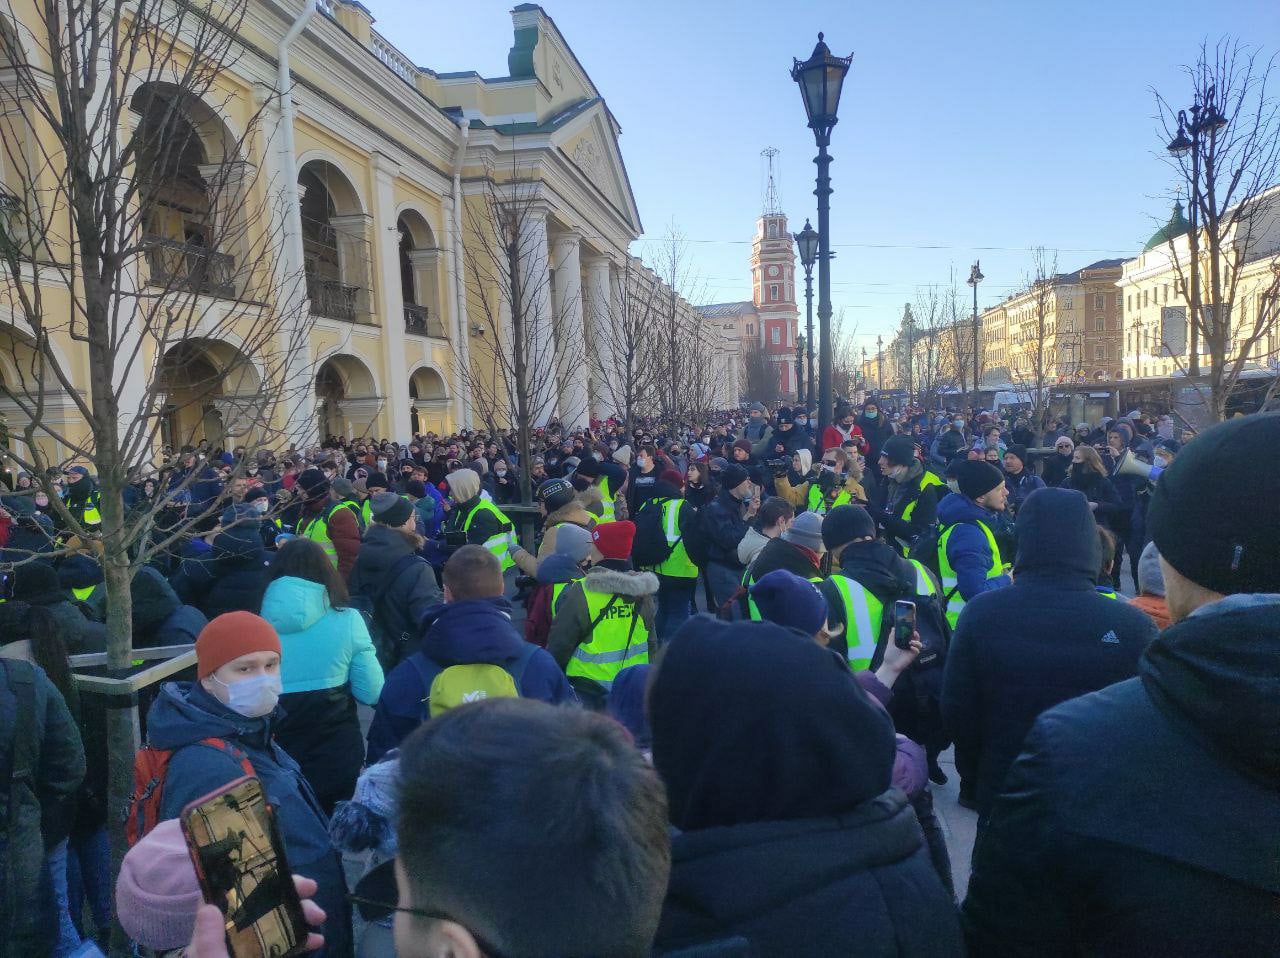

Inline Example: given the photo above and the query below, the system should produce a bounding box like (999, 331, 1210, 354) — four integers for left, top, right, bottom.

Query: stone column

(517, 204, 557, 426)
(551, 229, 588, 430)
(251, 82, 314, 448)
(584, 254, 615, 419)
(370, 152, 411, 440)
(441, 192, 472, 429)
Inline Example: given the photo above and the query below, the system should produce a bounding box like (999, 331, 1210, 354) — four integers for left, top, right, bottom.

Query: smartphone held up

(180, 776, 311, 958)
(894, 600, 917, 651)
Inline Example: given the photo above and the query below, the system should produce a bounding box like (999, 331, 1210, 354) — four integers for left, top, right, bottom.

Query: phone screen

(180, 776, 309, 958)
(894, 600, 917, 650)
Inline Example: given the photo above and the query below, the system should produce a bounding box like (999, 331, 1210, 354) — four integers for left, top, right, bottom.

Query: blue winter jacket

(366, 597, 575, 762)
(936, 492, 1013, 602)
(260, 575, 384, 811)
(147, 682, 351, 956)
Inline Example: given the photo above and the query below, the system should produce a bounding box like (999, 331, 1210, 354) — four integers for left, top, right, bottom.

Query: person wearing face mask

(873, 436, 945, 555)
(490, 457, 518, 505)
(146, 611, 352, 955)
(821, 401, 867, 457)
(737, 402, 775, 458)
(626, 444, 662, 517)
(854, 399, 895, 464)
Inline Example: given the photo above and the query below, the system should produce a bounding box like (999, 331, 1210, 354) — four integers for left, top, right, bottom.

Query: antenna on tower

(761, 147, 782, 215)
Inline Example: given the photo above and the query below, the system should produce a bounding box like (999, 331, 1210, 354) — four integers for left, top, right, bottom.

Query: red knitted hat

(195, 611, 282, 680)
(591, 520, 636, 561)
(659, 468, 685, 491)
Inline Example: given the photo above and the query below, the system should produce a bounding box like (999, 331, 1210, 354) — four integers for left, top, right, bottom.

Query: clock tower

(751, 212, 800, 398)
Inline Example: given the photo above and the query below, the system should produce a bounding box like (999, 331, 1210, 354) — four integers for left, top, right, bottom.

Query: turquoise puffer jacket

(259, 575, 385, 811)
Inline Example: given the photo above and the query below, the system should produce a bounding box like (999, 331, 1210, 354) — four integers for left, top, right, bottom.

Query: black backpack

(350, 553, 427, 671)
(871, 576, 953, 756)
(631, 499, 677, 568)
(907, 522, 951, 581)
(682, 504, 710, 566)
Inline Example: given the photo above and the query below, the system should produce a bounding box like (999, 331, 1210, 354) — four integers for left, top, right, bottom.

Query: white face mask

(251, 499, 269, 515)
(377, 459, 388, 471)
(212, 673, 281, 718)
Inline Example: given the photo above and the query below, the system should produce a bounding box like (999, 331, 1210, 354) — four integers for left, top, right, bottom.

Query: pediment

(553, 104, 641, 233)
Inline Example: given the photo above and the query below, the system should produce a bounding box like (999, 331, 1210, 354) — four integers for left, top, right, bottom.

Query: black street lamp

(795, 332, 806, 404)
(792, 32, 852, 440)
(793, 218, 819, 407)
(876, 334, 883, 393)
(967, 260, 984, 405)
(1167, 84, 1228, 378)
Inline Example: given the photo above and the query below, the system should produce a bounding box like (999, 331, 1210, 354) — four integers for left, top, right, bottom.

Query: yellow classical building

(0, 0, 651, 465)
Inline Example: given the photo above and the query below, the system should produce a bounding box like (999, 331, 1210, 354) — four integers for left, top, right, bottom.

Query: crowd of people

(0, 396, 1274, 957)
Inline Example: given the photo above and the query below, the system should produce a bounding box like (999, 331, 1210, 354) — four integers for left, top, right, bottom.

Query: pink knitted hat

(115, 818, 204, 950)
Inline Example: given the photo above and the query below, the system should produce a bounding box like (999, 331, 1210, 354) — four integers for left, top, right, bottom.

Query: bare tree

(457, 160, 586, 504)
(941, 277, 980, 400)
(911, 286, 950, 410)
(831, 308, 860, 402)
(1009, 247, 1059, 441)
(586, 259, 662, 434)
(1155, 38, 1280, 420)
(741, 341, 780, 406)
(0, 0, 315, 905)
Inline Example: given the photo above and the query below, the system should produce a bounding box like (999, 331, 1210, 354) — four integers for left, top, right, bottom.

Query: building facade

(1119, 196, 1280, 380)
(698, 212, 800, 400)
(0, 0, 688, 467)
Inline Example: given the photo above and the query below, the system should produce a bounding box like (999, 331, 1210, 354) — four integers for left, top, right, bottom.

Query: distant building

(697, 212, 800, 399)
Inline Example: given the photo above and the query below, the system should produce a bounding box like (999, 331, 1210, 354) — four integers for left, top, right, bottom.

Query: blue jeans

(655, 574, 698, 640)
(43, 840, 82, 957)
(67, 827, 112, 938)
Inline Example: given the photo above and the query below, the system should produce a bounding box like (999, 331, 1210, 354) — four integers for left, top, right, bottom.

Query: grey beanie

(370, 491, 413, 527)
(1137, 541, 1165, 597)
(554, 523, 594, 563)
(782, 510, 826, 554)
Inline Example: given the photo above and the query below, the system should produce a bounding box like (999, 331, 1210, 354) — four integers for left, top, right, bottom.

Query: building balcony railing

(307, 275, 360, 322)
(404, 303, 445, 338)
(143, 234, 236, 298)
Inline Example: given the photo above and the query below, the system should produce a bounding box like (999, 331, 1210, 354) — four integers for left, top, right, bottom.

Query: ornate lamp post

(876, 334, 884, 393)
(967, 260, 984, 405)
(791, 33, 852, 439)
(1167, 85, 1228, 377)
(793, 219, 819, 407)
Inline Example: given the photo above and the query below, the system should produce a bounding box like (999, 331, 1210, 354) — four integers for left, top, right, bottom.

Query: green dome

(1144, 201, 1190, 252)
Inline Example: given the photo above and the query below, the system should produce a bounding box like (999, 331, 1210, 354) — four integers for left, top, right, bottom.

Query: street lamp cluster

(791, 32, 852, 438)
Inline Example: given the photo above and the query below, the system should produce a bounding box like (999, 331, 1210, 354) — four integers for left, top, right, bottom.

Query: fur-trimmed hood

(584, 564, 659, 597)
(545, 501, 596, 530)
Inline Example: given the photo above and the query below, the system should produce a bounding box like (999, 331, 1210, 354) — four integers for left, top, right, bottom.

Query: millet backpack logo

(1101, 630, 1119, 645)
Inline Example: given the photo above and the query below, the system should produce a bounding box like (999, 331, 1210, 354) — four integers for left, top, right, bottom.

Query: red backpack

(125, 738, 255, 846)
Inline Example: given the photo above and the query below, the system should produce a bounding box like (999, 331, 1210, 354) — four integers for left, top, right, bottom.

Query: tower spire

(761, 147, 781, 215)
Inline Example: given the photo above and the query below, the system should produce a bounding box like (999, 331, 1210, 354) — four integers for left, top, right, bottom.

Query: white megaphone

(1113, 447, 1164, 483)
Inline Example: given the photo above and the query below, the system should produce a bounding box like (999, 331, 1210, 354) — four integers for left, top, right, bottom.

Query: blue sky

(371, 0, 1278, 354)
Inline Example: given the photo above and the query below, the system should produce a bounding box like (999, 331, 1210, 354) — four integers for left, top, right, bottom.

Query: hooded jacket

(963, 594, 1280, 956)
(546, 562, 659, 670)
(650, 619, 962, 957)
(348, 523, 442, 655)
(365, 597, 574, 763)
(125, 565, 207, 648)
(261, 575, 385, 811)
(940, 488, 1156, 815)
(8, 563, 107, 655)
(524, 553, 585, 647)
(0, 657, 84, 957)
(936, 491, 1013, 602)
(509, 500, 597, 578)
(146, 682, 351, 956)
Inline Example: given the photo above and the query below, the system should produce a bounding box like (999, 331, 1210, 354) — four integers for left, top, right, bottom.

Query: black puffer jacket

(702, 488, 750, 568)
(174, 527, 269, 620)
(963, 595, 1280, 956)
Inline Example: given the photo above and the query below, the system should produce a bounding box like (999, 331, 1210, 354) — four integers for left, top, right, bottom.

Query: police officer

(440, 467, 517, 591)
(936, 460, 1012, 629)
(634, 475, 699, 640)
(294, 468, 363, 578)
(819, 505, 938, 673)
(547, 520, 658, 709)
(873, 435, 944, 555)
